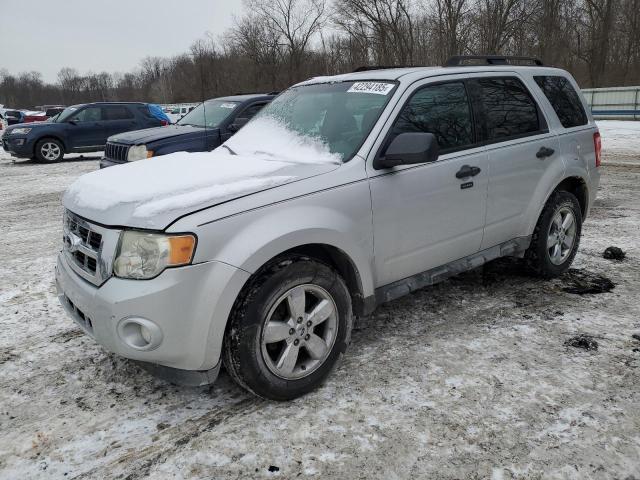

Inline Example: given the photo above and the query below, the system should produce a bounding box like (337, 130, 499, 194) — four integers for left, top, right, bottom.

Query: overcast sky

(0, 0, 245, 82)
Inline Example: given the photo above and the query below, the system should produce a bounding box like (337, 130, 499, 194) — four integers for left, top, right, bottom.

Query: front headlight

(127, 144, 153, 162)
(11, 128, 32, 135)
(113, 231, 196, 279)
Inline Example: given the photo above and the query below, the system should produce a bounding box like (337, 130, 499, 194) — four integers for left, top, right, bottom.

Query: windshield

(177, 100, 240, 128)
(226, 81, 397, 162)
(56, 106, 80, 123)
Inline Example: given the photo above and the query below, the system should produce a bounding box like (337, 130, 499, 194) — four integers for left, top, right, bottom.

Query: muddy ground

(0, 139, 639, 479)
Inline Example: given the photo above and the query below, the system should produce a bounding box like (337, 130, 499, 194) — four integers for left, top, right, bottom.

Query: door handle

(536, 146, 555, 158)
(455, 165, 481, 179)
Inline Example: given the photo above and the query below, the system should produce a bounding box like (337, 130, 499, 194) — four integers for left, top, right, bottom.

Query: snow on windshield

(64, 149, 294, 218)
(224, 115, 342, 165)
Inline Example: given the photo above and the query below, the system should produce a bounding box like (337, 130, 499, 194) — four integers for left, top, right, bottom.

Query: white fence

(582, 86, 640, 120)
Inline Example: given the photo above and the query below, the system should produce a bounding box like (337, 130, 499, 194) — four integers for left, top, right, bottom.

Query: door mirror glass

(374, 132, 439, 170)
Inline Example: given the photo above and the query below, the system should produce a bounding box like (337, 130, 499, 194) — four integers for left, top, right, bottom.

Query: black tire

(223, 255, 353, 401)
(525, 190, 582, 278)
(34, 138, 64, 163)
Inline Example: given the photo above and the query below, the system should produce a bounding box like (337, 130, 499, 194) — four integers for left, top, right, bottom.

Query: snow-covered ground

(0, 122, 639, 479)
(597, 120, 640, 159)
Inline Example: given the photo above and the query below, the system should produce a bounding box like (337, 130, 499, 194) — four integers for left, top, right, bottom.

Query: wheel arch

(553, 176, 588, 219)
(266, 243, 372, 317)
(34, 135, 67, 155)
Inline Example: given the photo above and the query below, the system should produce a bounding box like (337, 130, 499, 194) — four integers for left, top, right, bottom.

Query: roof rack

(353, 65, 417, 72)
(444, 55, 544, 67)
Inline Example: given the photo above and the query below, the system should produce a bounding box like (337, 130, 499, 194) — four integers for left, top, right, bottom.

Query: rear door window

(391, 81, 474, 153)
(474, 77, 544, 143)
(534, 76, 588, 128)
(102, 105, 134, 120)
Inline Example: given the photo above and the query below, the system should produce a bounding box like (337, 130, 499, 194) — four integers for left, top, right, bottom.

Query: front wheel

(223, 256, 353, 400)
(35, 138, 64, 162)
(525, 190, 582, 278)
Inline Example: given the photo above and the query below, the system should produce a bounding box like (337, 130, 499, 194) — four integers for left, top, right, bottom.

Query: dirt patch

(49, 329, 84, 344)
(561, 269, 615, 295)
(603, 246, 626, 261)
(564, 334, 599, 351)
(0, 348, 19, 365)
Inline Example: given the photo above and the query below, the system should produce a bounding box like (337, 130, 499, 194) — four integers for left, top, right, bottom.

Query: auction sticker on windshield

(220, 103, 238, 109)
(347, 82, 394, 95)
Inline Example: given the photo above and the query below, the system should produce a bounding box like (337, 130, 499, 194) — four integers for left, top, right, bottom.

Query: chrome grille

(62, 211, 120, 286)
(104, 142, 130, 162)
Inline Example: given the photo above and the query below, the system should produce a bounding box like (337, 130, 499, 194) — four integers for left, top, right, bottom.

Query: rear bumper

(55, 252, 249, 376)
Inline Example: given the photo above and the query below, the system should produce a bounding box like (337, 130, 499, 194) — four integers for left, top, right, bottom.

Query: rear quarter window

(534, 76, 588, 128)
(136, 106, 154, 118)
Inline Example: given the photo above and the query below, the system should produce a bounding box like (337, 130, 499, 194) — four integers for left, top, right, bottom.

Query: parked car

(56, 56, 600, 400)
(1, 102, 169, 162)
(23, 111, 48, 123)
(100, 94, 275, 168)
(3, 110, 24, 125)
(44, 106, 66, 118)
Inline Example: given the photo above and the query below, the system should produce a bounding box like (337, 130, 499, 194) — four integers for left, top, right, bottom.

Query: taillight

(160, 120, 168, 126)
(593, 131, 602, 168)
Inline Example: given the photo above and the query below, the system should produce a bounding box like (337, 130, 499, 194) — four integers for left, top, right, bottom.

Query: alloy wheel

(41, 142, 61, 161)
(547, 206, 577, 265)
(261, 284, 338, 380)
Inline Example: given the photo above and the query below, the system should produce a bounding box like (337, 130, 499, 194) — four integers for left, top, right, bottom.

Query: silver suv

(56, 56, 601, 400)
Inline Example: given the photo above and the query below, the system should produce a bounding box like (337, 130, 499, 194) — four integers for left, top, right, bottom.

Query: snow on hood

(63, 120, 341, 229)
(224, 116, 342, 164)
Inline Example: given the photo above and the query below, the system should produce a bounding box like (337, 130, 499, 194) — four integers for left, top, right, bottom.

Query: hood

(109, 124, 211, 145)
(8, 121, 49, 129)
(63, 148, 340, 229)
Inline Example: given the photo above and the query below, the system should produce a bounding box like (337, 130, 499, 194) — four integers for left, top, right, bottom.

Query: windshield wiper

(221, 145, 236, 155)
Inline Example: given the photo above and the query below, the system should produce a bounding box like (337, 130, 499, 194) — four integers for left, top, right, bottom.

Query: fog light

(117, 317, 163, 351)
(15, 139, 25, 146)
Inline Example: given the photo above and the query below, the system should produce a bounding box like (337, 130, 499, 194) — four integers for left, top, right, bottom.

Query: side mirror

(67, 119, 78, 125)
(373, 132, 439, 170)
(228, 117, 249, 133)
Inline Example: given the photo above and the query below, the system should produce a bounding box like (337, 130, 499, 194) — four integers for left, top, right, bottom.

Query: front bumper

(2, 135, 33, 157)
(99, 157, 126, 169)
(55, 252, 249, 380)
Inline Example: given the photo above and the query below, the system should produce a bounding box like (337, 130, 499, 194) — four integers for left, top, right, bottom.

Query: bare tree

(574, 0, 615, 86)
(334, 0, 416, 65)
(230, 14, 285, 90)
(430, 0, 472, 62)
(243, 0, 327, 82)
(472, 0, 537, 54)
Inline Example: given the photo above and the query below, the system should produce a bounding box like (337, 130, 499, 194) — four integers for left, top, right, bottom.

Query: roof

(296, 65, 569, 87)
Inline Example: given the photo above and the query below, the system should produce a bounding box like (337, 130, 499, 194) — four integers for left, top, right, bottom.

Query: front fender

(193, 202, 375, 298)
(172, 183, 374, 367)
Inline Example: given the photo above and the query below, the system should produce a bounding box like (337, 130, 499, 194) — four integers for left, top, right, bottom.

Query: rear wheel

(525, 190, 582, 278)
(35, 138, 64, 162)
(223, 256, 353, 400)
